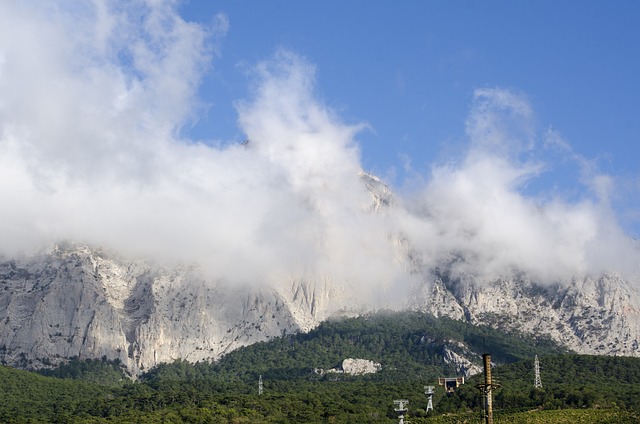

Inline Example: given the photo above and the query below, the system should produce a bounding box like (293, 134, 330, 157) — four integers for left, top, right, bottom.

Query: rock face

(341, 358, 382, 375)
(1, 242, 640, 375)
(0, 245, 640, 374)
(1, 172, 639, 374)
(0, 244, 362, 374)
(315, 358, 382, 376)
(412, 271, 640, 357)
(442, 344, 483, 377)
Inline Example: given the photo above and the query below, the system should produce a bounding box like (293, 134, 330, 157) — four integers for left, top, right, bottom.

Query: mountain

(0, 173, 639, 374)
(1, 242, 639, 375)
(0, 242, 376, 374)
(413, 269, 640, 357)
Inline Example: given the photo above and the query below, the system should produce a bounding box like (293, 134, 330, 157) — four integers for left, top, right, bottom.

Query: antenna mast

(258, 374, 263, 395)
(534, 355, 543, 389)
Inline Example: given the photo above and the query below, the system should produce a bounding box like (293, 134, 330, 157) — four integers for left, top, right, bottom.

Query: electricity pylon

(534, 355, 543, 389)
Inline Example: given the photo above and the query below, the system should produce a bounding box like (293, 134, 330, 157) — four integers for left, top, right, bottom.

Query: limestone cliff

(412, 271, 640, 357)
(0, 244, 359, 374)
(2, 242, 639, 375)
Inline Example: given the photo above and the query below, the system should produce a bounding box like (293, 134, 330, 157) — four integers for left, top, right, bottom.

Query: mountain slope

(413, 270, 640, 356)
(1, 241, 640, 374)
(0, 243, 366, 374)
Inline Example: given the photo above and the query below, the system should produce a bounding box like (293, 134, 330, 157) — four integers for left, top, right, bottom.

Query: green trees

(38, 356, 128, 386)
(1, 312, 639, 422)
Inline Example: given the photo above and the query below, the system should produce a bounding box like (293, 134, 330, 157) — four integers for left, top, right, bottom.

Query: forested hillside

(0, 312, 639, 423)
(205, 310, 566, 381)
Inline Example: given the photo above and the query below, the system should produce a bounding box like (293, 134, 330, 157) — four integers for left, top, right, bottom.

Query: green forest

(1, 311, 639, 423)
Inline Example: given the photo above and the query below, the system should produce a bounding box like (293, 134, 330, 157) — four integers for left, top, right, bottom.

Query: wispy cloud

(401, 88, 639, 282)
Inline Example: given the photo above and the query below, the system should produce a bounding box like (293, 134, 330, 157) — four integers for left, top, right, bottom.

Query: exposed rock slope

(1, 243, 639, 375)
(412, 271, 640, 357)
(0, 244, 360, 374)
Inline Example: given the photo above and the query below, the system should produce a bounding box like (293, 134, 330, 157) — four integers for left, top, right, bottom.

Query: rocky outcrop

(442, 343, 483, 377)
(315, 358, 382, 376)
(359, 171, 394, 212)
(341, 358, 382, 375)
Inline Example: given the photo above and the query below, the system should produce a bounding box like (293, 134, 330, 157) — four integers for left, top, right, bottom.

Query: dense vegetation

(208, 311, 566, 380)
(0, 311, 638, 422)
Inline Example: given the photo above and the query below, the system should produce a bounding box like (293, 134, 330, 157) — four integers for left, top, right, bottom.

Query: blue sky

(0, 0, 638, 283)
(182, 0, 640, 235)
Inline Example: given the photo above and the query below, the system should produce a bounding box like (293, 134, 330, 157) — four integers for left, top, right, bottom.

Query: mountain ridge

(1, 241, 639, 375)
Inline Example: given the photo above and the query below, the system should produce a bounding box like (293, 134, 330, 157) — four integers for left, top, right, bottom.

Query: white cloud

(0, 4, 404, 297)
(0, 1, 637, 299)
(400, 88, 640, 282)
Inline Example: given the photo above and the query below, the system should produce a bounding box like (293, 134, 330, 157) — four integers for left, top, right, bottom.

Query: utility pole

(476, 353, 500, 424)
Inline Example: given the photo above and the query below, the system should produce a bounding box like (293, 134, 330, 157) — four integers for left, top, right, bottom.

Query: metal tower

(534, 355, 543, 389)
(393, 399, 409, 424)
(424, 386, 434, 412)
(258, 374, 263, 395)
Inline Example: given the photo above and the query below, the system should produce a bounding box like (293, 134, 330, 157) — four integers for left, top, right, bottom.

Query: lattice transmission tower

(534, 355, 543, 389)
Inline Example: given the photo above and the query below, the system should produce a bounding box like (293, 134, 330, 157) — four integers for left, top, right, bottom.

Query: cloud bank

(0, 1, 638, 292)
(399, 88, 639, 283)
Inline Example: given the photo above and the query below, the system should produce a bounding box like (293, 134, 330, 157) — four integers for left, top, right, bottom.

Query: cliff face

(1, 243, 639, 375)
(0, 244, 358, 374)
(414, 271, 640, 357)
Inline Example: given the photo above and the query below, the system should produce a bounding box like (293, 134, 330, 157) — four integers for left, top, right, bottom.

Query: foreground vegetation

(0, 311, 639, 423)
(422, 408, 640, 423)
